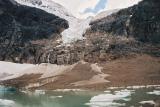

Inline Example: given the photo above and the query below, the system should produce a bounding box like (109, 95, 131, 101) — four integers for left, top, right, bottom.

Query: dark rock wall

(34, 0, 160, 65)
(0, 0, 159, 65)
(90, 0, 160, 43)
(0, 0, 68, 63)
(130, 0, 160, 43)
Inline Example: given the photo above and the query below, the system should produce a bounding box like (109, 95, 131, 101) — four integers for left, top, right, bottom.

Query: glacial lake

(0, 86, 160, 107)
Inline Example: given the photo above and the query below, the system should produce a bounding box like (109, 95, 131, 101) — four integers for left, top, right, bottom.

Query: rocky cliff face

(77, 0, 160, 63)
(0, 0, 160, 91)
(89, 0, 160, 43)
(38, 0, 160, 65)
(130, 0, 160, 43)
(0, 0, 68, 63)
(0, 0, 159, 65)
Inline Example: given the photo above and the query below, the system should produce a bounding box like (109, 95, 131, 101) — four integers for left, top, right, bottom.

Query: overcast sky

(52, 0, 142, 18)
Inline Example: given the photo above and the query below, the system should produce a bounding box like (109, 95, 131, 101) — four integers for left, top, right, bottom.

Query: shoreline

(0, 54, 160, 91)
(1, 84, 160, 93)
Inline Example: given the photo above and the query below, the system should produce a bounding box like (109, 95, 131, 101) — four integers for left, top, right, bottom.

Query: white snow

(146, 85, 160, 88)
(14, 0, 92, 44)
(147, 90, 160, 95)
(0, 61, 75, 81)
(107, 87, 125, 90)
(107, 85, 160, 90)
(0, 61, 35, 80)
(53, 89, 85, 92)
(127, 85, 146, 89)
(128, 85, 160, 89)
(86, 102, 126, 107)
(35, 90, 46, 95)
(104, 90, 111, 93)
(62, 17, 92, 44)
(139, 100, 155, 105)
(0, 61, 34, 74)
(50, 96, 63, 98)
(86, 89, 134, 107)
(0, 99, 15, 106)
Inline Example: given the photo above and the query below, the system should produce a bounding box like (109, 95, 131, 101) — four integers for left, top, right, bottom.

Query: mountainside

(83, 0, 160, 60)
(47, 0, 160, 65)
(14, 0, 92, 44)
(89, 0, 160, 43)
(0, 0, 160, 91)
(0, 0, 68, 63)
(0, 0, 159, 65)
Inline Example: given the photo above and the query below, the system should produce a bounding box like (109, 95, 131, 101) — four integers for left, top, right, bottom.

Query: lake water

(0, 86, 160, 107)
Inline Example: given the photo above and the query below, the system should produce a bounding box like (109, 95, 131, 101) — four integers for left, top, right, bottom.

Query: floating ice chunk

(139, 100, 155, 105)
(107, 86, 125, 90)
(146, 85, 160, 88)
(35, 90, 46, 95)
(127, 85, 146, 89)
(147, 90, 160, 95)
(109, 85, 160, 90)
(53, 89, 86, 92)
(86, 89, 134, 107)
(85, 102, 126, 107)
(0, 99, 15, 106)
(104, 90, 111, 93)
(50, 96, 63, 98)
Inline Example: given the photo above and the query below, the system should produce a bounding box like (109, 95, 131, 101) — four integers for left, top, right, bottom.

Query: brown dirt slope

(1, 55, 160, 90)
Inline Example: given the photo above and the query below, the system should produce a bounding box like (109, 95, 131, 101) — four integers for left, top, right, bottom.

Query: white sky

(105, 0, 142, 10)
(52, 0, 142, 18)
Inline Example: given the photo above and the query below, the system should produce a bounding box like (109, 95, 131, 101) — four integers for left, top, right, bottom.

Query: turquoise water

(0, 86, 160, 107)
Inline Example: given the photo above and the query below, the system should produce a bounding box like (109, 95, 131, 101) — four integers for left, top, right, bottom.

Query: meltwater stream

(0, 86, 160, 107)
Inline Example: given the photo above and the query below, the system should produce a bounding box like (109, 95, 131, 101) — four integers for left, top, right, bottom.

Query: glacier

(14, 0, 92, 44)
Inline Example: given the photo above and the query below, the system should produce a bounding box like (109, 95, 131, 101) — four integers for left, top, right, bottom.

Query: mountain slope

(89, 0, 160, 43)
(0, 0, 160, 90)
(46, 0, 160, 65)
(0, 0, 68, 63)
(83, 0, 160, 61)
(1, 55, 160, 90)
(14, 0, 92, 44)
